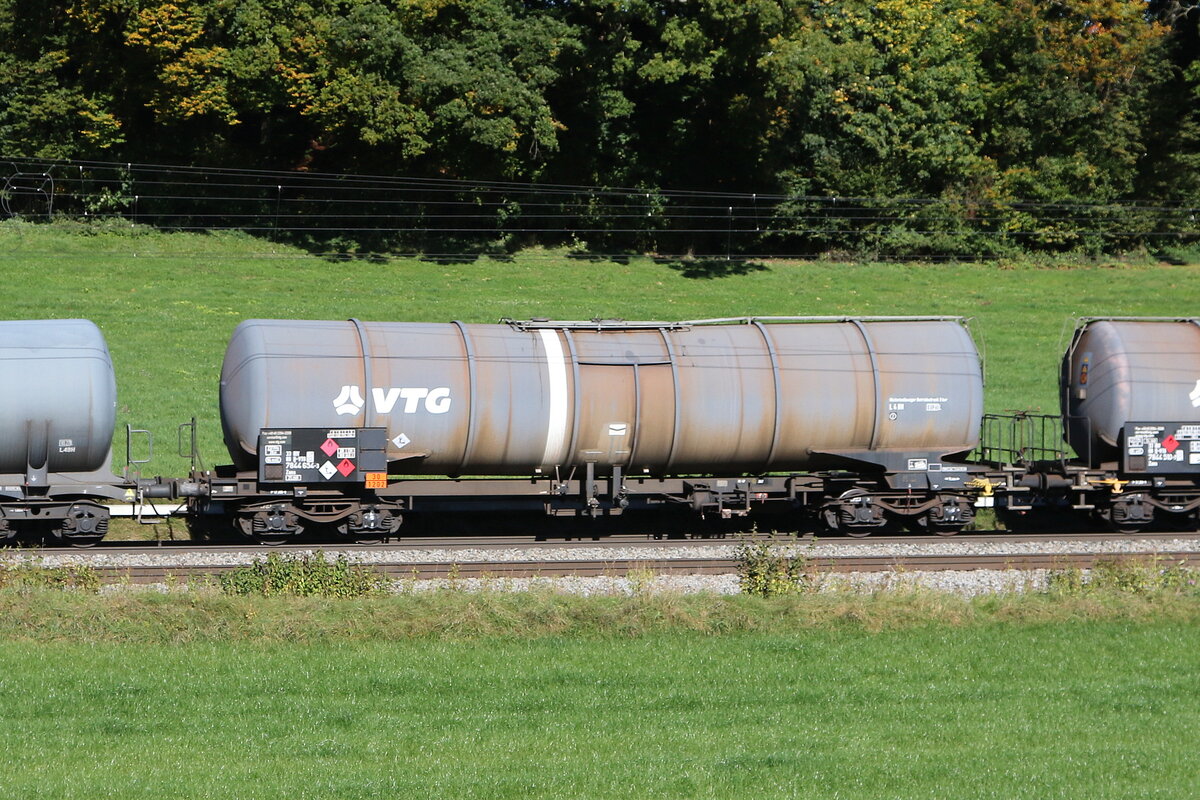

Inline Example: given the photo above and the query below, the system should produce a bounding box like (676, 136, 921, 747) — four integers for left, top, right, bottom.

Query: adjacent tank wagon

(0, 319, 129, 543)
(1062, 318, 1200, 468)
(982, 318, 1200, 532)
(1059, 318, 1200, 529)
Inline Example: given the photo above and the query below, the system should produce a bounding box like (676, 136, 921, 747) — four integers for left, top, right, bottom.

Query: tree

(976, 0, 1172, 204)
(763, 0, 988, 198)
(0, 0, 129, 157)
(11, 0, 574, 178)
(541, 0, 797, 191)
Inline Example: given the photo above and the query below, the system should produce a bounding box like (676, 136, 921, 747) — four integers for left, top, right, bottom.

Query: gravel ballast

(10, 535, 1196, 598)
(6, 536, 1200, 569)
(390, 568, 1054, 598)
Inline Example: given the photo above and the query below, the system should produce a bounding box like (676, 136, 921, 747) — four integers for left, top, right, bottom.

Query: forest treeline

(4, 1, 1200, 257)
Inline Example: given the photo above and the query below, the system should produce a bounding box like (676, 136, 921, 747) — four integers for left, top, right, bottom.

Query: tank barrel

(219, 317, 984, 476)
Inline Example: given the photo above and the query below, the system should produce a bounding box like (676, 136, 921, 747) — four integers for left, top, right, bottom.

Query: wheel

(912, 515, 966, 536)
(822, 490, 886, 536)
(237, 508, 304, 544)
(336, 508, 401, 544)
(1094, 511, 1151, 535)
(843, 527, 875, 539)
(908, 495, 973, 537)
(66, 536, 104, 549)
(1096, 496, 1154, 534)
(58, 503, 110, 545)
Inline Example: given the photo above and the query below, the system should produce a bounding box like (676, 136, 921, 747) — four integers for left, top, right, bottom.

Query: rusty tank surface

(1063, 318, 1200, 466)
(219, 317, 984, 476)
(0, 319, 117, 476)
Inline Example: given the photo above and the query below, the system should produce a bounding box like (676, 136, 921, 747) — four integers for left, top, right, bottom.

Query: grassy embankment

(5, 219, 1200, 478)
(6, 219, 1199, 538)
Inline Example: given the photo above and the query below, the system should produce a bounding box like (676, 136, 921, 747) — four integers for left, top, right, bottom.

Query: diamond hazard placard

(257, 428, 389, 483)
(1123, 422, 1200, 475)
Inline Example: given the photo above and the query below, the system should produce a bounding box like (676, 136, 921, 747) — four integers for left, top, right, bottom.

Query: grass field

(4, 219, 1200, 475)
(0, 618, 1197, 799)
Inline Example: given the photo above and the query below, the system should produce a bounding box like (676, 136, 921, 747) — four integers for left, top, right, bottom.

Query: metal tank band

(451, 320, 479, 475)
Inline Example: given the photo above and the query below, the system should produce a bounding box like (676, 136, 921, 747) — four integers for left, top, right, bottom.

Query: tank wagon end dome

(1063, 317, 1200, 464)
(0, 318, 117, 475)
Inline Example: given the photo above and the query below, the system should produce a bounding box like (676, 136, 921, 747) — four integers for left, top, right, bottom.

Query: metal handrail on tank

(502, 315, 967, 330)
(1072, 316, 1200, 324)
(501, 318, 691, 331)
(975, 412, 1076, 471)
(683, 315, 967, 325)
(123, 423, 153, 479)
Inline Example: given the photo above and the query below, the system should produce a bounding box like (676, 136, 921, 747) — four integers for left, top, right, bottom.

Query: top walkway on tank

(500, 316, 968, 331)
(1072, 316, 1200, 324)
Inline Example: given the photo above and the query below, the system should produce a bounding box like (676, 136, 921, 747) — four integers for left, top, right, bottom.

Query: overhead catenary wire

(16, 159, 1196, 219)
(14, 156, 1200, 209)
(3, 155, 1198, 260)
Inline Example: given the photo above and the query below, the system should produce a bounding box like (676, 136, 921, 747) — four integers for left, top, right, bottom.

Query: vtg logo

(333, 385, 452, 416)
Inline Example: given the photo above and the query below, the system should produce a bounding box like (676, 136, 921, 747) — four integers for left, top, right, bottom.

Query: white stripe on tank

(538, 328, 570, 467)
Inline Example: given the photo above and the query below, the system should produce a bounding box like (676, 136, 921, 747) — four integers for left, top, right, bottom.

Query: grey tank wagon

(0, 319, 134, 544)
(190, 316, 989, 541)
(979, 318, 1200, 533)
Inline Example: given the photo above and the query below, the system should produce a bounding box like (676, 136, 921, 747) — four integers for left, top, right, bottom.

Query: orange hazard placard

(364, 473, 388, 489)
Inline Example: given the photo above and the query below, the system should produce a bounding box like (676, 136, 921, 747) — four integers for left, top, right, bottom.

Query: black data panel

(1122, 422, 1200, 475)
(257, 428, 388, 484)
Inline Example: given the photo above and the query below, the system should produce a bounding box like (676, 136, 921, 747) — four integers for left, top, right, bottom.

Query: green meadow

(0, 615, 1197, 799)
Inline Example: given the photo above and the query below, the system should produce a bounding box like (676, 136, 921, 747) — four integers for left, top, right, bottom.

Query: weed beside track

(0, 583, 1198, 646)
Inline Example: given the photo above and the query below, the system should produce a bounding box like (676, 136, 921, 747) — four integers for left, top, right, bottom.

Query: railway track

(10, 530, 1200, 585)
(33, 528, 1200, 556)
(49, 549, 1200, 584)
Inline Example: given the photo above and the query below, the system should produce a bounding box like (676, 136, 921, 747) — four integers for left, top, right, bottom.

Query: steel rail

(67, 550, 1200, 585)
(38, 528, 1200, 556)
